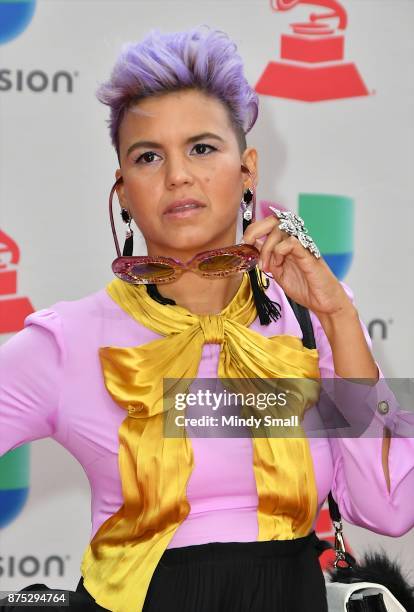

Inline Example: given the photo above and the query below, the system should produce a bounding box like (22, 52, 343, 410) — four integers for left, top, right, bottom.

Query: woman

(1, 25, 413, 612)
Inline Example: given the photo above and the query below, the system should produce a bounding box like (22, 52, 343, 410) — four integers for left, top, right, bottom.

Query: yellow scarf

(80, 271, 321, 612)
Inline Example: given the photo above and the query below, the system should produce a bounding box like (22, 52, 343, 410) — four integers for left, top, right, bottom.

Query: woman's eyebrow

(126, 132, 225, 157)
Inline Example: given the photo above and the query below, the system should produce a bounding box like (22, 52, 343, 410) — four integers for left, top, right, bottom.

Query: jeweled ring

(268, 206, 321, 259)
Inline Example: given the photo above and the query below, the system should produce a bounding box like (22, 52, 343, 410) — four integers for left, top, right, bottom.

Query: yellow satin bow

(80, 271, 321, 612)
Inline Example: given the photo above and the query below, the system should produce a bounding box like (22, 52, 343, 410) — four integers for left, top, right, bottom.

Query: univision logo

(0, 69, 78, 93)
(262, 193, 354, 279)
(0, 0, 36, 45)
(263, 194, 393, 338)
(0, 554, 68, 578)
(298, 193, 353, 279)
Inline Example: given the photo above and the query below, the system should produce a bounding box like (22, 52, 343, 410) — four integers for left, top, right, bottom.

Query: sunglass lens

(198, 254, 244, 272)
(130, 262, 176, 281)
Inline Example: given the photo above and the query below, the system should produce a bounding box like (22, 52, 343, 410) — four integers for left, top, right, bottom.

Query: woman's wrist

(315, 300, 359, 340)
(315, 304, 379, 381)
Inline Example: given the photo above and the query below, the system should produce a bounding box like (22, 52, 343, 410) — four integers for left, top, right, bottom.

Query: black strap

(285, 296, 316, 351)
(285, 295, 342, 526)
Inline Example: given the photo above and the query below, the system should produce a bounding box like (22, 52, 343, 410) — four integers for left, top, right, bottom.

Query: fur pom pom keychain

(328, 551, 414, 612)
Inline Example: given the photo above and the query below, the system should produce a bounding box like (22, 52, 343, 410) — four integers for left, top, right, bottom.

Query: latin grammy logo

(255, 0, 369, 101)
(0, 229, 33, 334)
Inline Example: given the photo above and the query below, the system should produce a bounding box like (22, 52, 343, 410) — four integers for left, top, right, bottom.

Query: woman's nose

(164, 157, 195, 188)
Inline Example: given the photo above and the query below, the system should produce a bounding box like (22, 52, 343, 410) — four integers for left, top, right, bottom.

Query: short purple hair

(96, 24, 259, 158)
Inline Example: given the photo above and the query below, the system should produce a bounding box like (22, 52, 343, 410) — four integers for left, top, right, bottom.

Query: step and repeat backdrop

(1, 0, 413, 593)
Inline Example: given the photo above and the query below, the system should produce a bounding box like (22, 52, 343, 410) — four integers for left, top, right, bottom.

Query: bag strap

(286, 295, 355, 569)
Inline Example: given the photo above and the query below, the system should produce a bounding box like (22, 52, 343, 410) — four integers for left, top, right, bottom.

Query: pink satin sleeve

(310, 281, 414, 536)
(0, 310, 64, 457)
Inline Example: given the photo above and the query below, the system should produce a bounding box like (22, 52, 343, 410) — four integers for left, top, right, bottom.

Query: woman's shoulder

(22, 284, 162, 351)
(23, 285, 129, 330)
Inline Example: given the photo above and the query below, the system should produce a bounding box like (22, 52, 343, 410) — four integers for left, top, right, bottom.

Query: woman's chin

(155, 235, 233, 255)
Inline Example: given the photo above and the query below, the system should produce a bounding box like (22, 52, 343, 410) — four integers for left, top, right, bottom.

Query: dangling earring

(120, 208, 134, 257)
(241, 188, 254, 232)
(241, 186, 282, 325)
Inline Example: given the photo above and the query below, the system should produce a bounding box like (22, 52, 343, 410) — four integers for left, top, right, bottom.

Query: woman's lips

(163, 204, 206, 218)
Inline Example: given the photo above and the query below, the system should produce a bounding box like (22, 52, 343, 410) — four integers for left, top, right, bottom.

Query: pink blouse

(1, 278, 413, 547)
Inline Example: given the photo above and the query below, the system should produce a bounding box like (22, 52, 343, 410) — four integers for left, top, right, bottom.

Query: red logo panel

(0, 230, 34, 334)
(256, 0, 369, 101)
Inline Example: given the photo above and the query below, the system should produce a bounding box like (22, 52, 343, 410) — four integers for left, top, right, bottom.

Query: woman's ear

(114, 169, 126, 207)
(241, 147, 258, 189)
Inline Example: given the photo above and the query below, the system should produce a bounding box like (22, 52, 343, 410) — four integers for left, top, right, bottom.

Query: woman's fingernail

(269, 206, 280, 216)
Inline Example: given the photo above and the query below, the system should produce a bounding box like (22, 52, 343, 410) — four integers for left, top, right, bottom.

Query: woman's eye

(135, 151, 159, 164)
(134, 143, 216, 165)
(192, 143, 216, 155)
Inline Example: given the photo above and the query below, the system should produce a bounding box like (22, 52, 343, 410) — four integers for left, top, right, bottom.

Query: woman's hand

(242, 214, 353, 318)
(243, 212, 379, 383)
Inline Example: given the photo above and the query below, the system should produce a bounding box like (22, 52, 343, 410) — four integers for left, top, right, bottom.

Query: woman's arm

(0, 309, 64, 457)
(310, 282, 414, 536)
(315, 299, 391, 489)
(243, 213, 414, 535)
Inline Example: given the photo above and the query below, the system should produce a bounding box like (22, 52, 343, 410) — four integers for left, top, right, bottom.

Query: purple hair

(96, 24, 259, 157)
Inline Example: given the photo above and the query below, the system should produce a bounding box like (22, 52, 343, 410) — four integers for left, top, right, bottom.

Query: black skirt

(0, 531, 328, 611)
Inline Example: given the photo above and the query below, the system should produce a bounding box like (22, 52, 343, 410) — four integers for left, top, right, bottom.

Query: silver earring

(120, 207, 131, 223)
(241, 188, 254, 222)
(121, 208, 133, 233)
(120, 208, 134, 257)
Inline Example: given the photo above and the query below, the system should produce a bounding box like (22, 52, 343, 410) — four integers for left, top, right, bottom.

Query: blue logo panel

(0, 446, 30, 528)
(0, 488, 29, 528)
(323, 252, 353, 280)
(0, 1, 36, 45)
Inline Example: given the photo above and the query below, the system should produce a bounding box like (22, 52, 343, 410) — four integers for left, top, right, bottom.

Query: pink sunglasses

(109, 165, 261, 285)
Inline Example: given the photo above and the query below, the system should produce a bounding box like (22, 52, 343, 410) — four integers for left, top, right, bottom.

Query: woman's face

(115, 89, 257, 258)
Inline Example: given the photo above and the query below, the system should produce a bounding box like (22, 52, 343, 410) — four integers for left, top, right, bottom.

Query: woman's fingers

(242, 216, 280, 245)
(272, 237, 323, 276)
(243, 215, 319, 271)
(243, 216, 287, 268)
(258, 230, 285, 270)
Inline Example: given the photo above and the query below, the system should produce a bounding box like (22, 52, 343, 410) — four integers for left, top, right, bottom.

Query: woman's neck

(153, 272, 244, 315)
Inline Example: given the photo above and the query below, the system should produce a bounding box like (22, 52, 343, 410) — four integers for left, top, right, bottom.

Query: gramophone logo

(0, 229, 33, 529)
(0, 229, 33, 333)
(0, 0, 36, 45)
(256, 0, 369, 101)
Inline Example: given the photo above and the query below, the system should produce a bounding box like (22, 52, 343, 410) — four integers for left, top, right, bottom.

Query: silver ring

(268, 207, 321, 259)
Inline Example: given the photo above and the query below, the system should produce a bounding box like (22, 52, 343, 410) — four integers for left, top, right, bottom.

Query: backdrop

(1, 0, 413, 593)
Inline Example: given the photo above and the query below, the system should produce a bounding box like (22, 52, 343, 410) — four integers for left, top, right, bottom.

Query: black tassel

(328, 551, 414, 612)
(243, 216, 282, 326)
(122, 231, 134, 257)
(248, 267, 282, 325)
